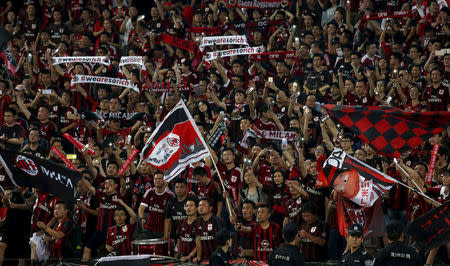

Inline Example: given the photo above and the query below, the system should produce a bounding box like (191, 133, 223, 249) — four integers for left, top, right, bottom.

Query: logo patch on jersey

(231, 176, 237, 183)
(208, 224, 212, 231)
(311, 226, 316, 233)
(261, 240, 269, 248)
(122, 226, 127, 233)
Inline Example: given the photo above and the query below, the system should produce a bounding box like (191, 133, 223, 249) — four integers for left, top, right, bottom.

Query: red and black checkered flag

(323, 105, 450, 158)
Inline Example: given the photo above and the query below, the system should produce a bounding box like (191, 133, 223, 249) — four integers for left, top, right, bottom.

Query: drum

(131, 239, 174, 256)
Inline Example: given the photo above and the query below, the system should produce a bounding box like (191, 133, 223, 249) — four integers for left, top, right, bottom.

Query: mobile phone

(67, 154, 77, 160)
(268, 77, 273, 83)
(281, 138, 288, 151)
(42, 89, 52, 95)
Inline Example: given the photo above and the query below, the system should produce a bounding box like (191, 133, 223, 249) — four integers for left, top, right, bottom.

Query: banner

(199, 35, 249, 52)
(119, 56, 146, 69)
(71, 75, 138, 92)
(189, 27, 222, 35)
(425, 144, 439, 184)
(205, 46, 264, 61)
(224, 19, 289, 31)
(320, 148, 398, 207)
(118, 148, 139, 176)
(240, 128, 297, 149)
(146, 81, 191, 92)
(158, 34, 196, 52)
(63, 133, 95, 155)
(53, 56, 110, 65)
(0, 48, 17, 75)
(141, 100, 211, 181)
(50, 146, 79, 171)
(0, 150, 81, 203)
(323, 105, 450, 158)
(250, 51, 296, 61)
(408, 201, 450, 250)
(363, 10, 419, 21)
(225, 0, 290, 9)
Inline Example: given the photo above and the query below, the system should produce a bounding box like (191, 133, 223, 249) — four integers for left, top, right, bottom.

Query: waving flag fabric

(141, 100, 211, 181)
(323, 105, 450, 158)
(319, 148, 398, 207)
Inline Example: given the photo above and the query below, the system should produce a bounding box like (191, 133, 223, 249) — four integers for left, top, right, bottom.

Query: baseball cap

(348, 223, 363, 236)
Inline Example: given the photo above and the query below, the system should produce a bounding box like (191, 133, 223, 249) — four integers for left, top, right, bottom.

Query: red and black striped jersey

(96, 191, 122, 232)
(31, 192, 58, 232)
(195, 181, 223, 213)
(140, 188, 175, 233)
(284, 196, 304, 228)
(177, 218, 197, 256)
(67, 0, 85, 21)
(184, 163, 212, 192)
(40, 120, 58, 143)
(130, 174, 153, 211)
(252, 118, 277, 131)
(216, 161, 243, 205)
(407, 193, 431, 222)
(106, 223, 136, 255)
(194, 215, 223, 259)
(300, 220, 328, 262)
(253, 222, 281, 261)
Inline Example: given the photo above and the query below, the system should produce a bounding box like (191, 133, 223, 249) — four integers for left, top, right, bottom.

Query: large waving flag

(0, 150, 81, 203)
(318, 148, 391, 237)
(323, 105, 450, 158)
(318, 148, 398, 207)
(141, 100, 211, 181)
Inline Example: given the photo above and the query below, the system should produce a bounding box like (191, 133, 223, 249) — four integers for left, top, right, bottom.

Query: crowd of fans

(0, 0, 448, 265)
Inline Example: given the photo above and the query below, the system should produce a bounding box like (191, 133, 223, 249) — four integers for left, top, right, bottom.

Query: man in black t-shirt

(163, 178, 189, 240)
(0, 108, 25, 151)
(193, 198, 224, 262)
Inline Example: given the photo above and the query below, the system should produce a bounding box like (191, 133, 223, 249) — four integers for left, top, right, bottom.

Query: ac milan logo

(15, 155, 39, 177)
(281, 0, 288, 7)
(167, 137, 180, 147)
(347, 208, 366, 225)
(72, 76, 79, 82)
(148, 132, 181, 166)
(261, 240, 269, 248)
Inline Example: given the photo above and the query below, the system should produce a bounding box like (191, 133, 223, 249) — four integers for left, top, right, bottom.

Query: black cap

(216, 229, 234, 245)
(348, 223, 363, 236)
(283, 222, 299, 237)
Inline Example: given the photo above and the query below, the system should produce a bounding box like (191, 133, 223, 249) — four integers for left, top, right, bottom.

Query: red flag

(141, 100, 211, 181)
(319, 148, 398, 207)
(323, 105, 450, 158)
(337, 195, 385, 238)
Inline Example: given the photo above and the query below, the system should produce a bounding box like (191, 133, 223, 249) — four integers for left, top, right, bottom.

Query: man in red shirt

(138, 171, 174, 238)
(105, 198, 136, 256)
(239, 205, 281, 261)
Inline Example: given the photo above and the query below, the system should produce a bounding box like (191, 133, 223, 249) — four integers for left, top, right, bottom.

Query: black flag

(408, 201, 450, 250)
(0, 150, 81, 203)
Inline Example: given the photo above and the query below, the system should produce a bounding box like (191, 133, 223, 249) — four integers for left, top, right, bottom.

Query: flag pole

(393, 160, 441, 206)
(209, 155, 233, 215)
